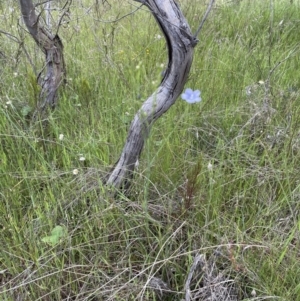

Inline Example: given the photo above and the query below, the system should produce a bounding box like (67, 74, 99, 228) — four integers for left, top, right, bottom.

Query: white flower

(73, 169, 79, 175)
(207, 162, 213, 171)
(79, 156, 85, 161)
(59, 134, 64, 141)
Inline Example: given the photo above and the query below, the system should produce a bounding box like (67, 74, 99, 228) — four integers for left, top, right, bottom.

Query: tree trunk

(106, 0, 197, 189)
(19, 0, 65, 124)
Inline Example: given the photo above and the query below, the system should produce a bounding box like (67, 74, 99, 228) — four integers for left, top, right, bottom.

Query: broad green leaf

(41, 225, 67, 246)
(21, 105, 32, 117)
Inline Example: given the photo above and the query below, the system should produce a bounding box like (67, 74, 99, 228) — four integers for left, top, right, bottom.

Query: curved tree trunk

(19, 0, 65, 124)
(106, 0, 198, 189)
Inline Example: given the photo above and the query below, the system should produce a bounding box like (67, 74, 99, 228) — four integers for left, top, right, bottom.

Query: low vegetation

(0, 0, 299, 300)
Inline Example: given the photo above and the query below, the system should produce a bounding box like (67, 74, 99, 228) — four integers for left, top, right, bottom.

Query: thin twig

(0, 30, 20, 43)
(0, 28, 37, 73)
(92, 2, 144, 24)
(35, 0, 55, 7)
(193, 0, 215, 39)
(56, 0, 72, 35)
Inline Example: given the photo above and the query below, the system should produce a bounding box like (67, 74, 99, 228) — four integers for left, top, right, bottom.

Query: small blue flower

(181, 88, 201, 104)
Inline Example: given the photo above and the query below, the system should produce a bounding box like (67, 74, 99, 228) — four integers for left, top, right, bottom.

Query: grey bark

(19, 0, 65, 123)
(106, 0, 197, 189)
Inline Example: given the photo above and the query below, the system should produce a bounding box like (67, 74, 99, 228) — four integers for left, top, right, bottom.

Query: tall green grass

(0, 0, 300, 300)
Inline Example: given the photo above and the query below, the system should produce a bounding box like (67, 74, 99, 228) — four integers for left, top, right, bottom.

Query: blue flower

(181, 88, 201, 104)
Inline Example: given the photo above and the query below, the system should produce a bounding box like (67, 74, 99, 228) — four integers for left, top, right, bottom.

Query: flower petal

(181, 93, 191, 101)
(185, 88, 193, 94)
(193, 90, 201, 97)
(185, 99, 196, 104)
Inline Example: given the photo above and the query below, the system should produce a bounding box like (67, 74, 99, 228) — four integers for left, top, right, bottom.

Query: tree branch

(106, 0, 195, 189)
(19, 0, 66, 124)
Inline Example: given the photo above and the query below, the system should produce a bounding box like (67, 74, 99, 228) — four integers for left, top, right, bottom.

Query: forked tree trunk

(19, 0, 65, 123)
(106, 0, 197, 189)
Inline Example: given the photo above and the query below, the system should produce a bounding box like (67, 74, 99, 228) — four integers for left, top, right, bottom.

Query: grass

(0, 0, 300, 300)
